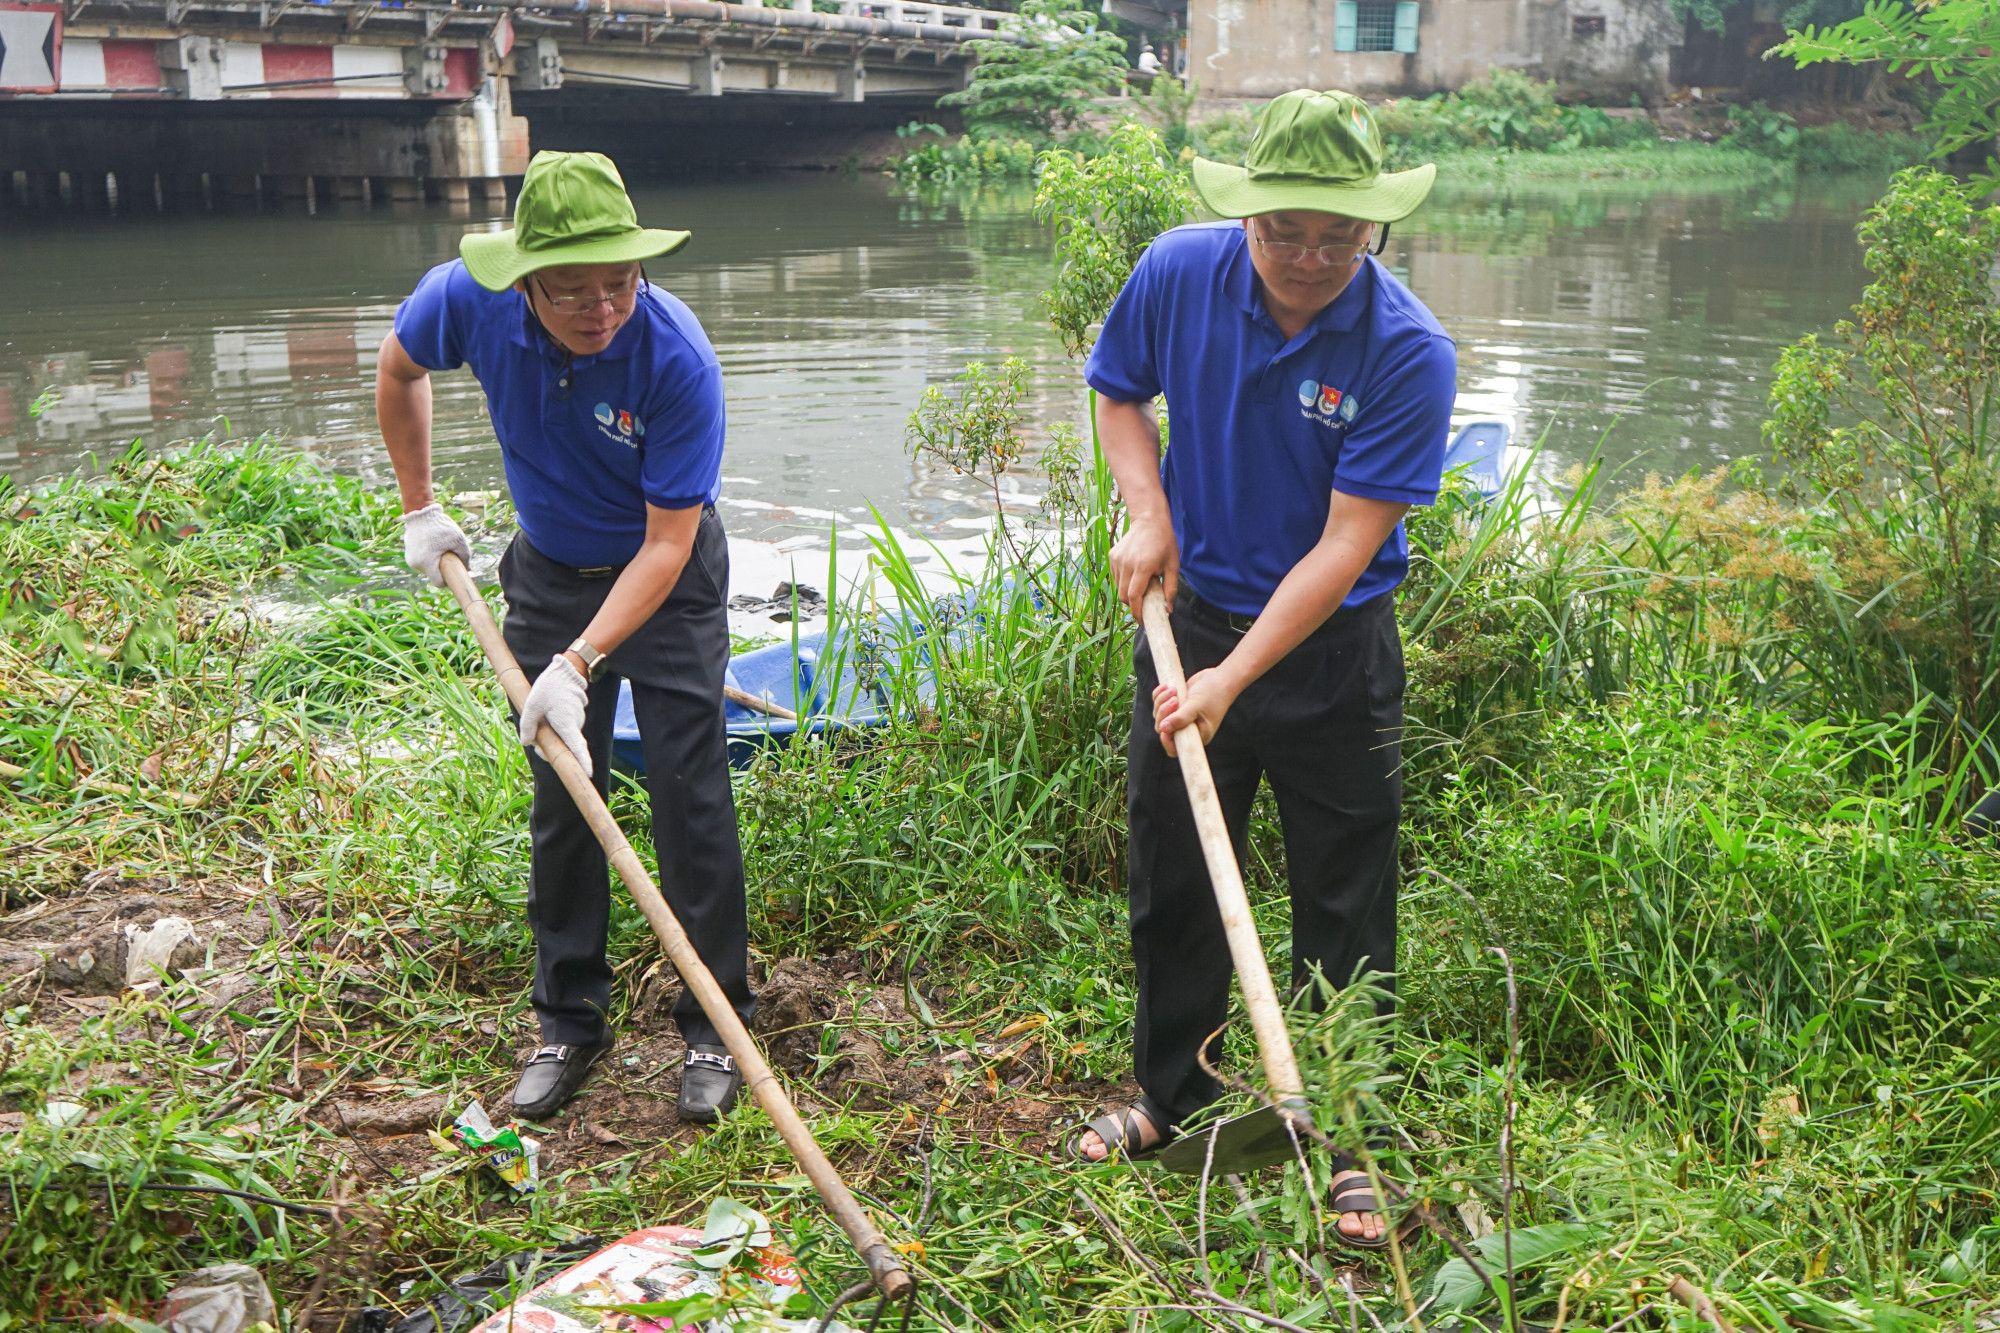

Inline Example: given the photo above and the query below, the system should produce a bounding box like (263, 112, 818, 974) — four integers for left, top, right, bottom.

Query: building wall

(1188, 0, 1681, 103)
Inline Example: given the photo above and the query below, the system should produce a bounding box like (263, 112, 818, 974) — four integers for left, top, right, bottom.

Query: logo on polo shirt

(1297, 379, 1358, 430)
(592, 402, 645, 448)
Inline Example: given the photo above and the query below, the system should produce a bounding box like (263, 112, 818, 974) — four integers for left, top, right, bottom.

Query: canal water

(3, 170, 1884, 561)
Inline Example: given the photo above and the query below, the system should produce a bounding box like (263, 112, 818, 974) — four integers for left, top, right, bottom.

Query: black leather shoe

(510, 1037, 614, 1120)
(678, 1044, 742, 1123)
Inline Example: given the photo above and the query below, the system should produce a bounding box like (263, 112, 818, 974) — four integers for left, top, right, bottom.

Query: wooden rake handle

(724, 683, 798, 721)
(1140, 585, 1306, 1111)
(438, 553, 912, 1303)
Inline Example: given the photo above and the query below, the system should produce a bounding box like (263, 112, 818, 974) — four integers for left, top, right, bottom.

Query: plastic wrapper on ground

(155, 1263, 277, 1333)
(465, 1225, 856, 1333)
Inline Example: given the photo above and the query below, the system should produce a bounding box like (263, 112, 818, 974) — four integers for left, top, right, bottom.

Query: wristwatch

(567, 637, 609, 681)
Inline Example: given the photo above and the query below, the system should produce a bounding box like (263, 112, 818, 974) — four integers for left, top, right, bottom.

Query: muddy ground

(0, 870, 1130, 1195)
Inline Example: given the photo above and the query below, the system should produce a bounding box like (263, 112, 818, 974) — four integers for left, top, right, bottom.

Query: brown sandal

(1064, 1104, 1173, 1164)
(1329, 1174, 1415, 1252)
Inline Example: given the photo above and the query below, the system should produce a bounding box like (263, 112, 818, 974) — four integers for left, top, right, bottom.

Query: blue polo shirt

(1085, 222, 1457, 616)
(393, 260, 725, 568)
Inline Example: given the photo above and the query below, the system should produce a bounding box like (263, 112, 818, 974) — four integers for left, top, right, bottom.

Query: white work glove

(401, 503, 472, 588)
(520, 654, 593, 776)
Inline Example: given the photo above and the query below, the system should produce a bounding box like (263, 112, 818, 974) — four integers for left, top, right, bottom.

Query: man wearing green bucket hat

(376, 150, 751, 1124)
(1075, 91, 1456, 1248)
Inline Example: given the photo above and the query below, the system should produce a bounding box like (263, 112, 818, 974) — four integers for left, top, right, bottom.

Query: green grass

(1413, 141, 1792, 183)
(3, 429, 1998, 1332)
(10, 172, 2000, 1330)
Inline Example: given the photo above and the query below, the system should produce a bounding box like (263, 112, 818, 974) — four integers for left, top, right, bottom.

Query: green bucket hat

(1192, 90, 1435, 223)
(460, 151, 690, 292)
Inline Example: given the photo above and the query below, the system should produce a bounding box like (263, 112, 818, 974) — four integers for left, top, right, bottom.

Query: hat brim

(460, 227, 692, 291)
(1190, 158, 1437, 224)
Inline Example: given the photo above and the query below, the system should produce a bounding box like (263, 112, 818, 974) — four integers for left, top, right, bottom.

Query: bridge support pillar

(432, 176, 472, 204)
(836, 56, 866, 101)
(477, 176, 508, 206)
(334, 176, 369, 201)
(692, 51, 726, 95)
(383, 176, 424, 202)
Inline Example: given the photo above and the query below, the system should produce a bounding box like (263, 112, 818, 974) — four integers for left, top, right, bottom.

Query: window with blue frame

(1334, 0, 1419, 53)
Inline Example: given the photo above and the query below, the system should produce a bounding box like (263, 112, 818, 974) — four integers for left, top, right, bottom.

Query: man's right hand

(1110, 512, 1179, 620)
(402, 503, 472, 588)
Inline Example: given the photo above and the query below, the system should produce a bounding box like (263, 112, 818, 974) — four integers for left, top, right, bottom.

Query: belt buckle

(1227, 609, 1256, 635)
(575, 565, 615, 579)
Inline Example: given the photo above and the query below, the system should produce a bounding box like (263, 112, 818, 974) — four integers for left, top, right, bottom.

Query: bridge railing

(48, 0, 1016, 48)
(738, 0, 1004, 29)
(822, 1, 1006, 30)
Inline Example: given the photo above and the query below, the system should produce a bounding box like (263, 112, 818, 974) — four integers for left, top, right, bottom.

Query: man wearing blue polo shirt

(376, 151, 749, 1124)
(1074, 91, 1455, 1249)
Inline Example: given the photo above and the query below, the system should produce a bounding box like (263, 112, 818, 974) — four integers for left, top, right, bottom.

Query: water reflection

(1403, 175, 1882, 481)
(4, 171, 1884, 537)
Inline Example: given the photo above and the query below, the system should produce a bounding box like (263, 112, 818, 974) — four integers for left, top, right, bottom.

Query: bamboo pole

(0, 756, 202, 808)
(724, 683, 798, 721)
(438, 553, 911, 1303)
(1140, 585, 1305, 1109)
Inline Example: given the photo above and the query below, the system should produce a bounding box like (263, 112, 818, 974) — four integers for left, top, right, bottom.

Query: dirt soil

(0, 871, 1130, 1186)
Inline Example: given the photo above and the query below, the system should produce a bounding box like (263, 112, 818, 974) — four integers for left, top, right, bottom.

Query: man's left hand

(521, 654, 593, 776)
(1153, 667, 1240, 757)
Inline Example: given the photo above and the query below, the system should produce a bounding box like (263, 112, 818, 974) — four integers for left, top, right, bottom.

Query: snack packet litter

(463, 1210, 856, 1333)
(444, 1100, 540, 1195)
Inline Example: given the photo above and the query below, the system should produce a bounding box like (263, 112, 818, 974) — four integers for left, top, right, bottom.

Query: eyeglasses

(1251, 232, 1371, 267)
(534, 270, 643, 314)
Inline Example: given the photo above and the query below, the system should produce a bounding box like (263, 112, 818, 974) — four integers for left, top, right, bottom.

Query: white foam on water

(724, 526, 998, 645)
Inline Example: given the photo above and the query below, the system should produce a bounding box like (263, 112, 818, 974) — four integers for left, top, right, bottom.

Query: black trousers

(1127, 587, 1404, 1129)
(497, 508, 753, 1050)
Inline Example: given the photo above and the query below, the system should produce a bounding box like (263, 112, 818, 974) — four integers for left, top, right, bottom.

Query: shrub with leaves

(1724, 101, 1804, 156)
(939, 0, 1128, 143)
(1374, 70, 1662, 163)
(1128, 71, 1200, 156)
(889, 124, 1040, 183)
(1776, 0, 2000, 184)
(1032, 120, 1193, 357)
(1187, 104, 1257, 164)
(1764, 166, 2000, 731)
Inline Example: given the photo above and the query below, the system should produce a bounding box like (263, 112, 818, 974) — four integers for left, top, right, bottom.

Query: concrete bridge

(0, 0, 1012, 205)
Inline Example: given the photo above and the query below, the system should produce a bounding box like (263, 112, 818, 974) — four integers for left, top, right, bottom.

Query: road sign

(0, 2, 61, 92)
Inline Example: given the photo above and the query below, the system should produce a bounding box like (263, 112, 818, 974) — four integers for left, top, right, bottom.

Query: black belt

(1177, 586, 1260, 634)
(526, 505, 717, 579)
(1176, 585, 1389, 637)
